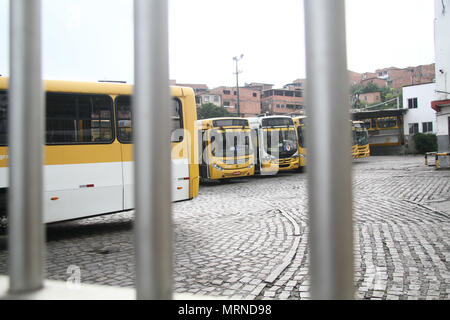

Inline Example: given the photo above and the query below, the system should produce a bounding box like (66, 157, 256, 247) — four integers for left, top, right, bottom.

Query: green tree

(197, 103, 234, 119)
(413, 133, 437, 154)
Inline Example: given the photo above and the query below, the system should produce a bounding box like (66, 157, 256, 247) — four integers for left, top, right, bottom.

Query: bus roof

(0, 77, 193, 97)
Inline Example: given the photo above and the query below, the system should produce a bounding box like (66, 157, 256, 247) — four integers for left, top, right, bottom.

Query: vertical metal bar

(133, 0, 172, 299)
(304, 0, 354, 299)
(8, 0, 45, 293)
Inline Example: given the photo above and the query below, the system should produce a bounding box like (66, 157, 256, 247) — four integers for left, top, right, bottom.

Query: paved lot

(0, 155, 449, 300)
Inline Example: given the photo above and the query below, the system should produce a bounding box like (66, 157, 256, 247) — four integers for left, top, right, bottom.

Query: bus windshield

(356, 130, 368, 146)
(263, 128, 298, 157)
(210, 129, 252, 158)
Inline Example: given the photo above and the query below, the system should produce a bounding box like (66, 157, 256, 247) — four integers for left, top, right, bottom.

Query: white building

(402, 82, 437, 140)
(200, 93, 222, 107)
(433, 0, 450, 152)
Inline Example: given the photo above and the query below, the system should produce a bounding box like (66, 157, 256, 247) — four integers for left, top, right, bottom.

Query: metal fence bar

(304, 0, 354, 299)
(133, 0, 172, 300)
(8, 0, 45, 293)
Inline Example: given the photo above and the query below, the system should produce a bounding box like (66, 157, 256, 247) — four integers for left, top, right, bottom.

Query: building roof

(351, 108, 407, 120)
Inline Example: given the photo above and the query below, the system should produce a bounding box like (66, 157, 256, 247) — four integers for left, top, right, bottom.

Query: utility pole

(233, 54, 243, 117)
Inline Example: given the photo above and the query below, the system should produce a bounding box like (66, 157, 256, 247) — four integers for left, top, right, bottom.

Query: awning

(431, 99, 450, 112)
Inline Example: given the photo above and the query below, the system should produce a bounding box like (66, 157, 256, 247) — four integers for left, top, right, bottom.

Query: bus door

(199, 129, 210, 179)
(251, 128, 261, 171)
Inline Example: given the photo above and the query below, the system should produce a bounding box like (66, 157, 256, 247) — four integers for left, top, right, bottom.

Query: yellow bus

(353, 120, 370, 158)
(362, 116, 402, 147)
(248, 116, 300, 174)
(0, 77, 199, 223)
(292, 116, 307, 169)
(197, 117, 254, 181)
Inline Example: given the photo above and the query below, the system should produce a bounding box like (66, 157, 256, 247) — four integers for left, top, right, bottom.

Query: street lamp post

(233, 54, 243, 117)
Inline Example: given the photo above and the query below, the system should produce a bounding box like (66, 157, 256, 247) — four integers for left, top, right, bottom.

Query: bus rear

(198, 117, 254, 180)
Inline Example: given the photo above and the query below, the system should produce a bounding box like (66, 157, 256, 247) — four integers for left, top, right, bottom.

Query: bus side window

(46, 93, 114, 145)
(171, 99, 184, 142)
(0, 91, 7, 146)
(116, 95, 132, 143)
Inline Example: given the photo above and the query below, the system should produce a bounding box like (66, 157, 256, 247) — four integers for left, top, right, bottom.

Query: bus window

(171, 99, 184, 142)
(377, 117, 397, 129)
(0, 91, 7, 146)
(297, 125, 305, 148)
(46, 93, 114, 144)
(116, 95, 132, 143)
(115, 96, 184, 143)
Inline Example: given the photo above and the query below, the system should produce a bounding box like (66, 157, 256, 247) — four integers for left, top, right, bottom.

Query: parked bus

(248, 116, 300, 174)
(353, 120, 370, 158)
(0, 78, 199, 223)
(197, 117, 254, 181)
(292, 116, 307, 169)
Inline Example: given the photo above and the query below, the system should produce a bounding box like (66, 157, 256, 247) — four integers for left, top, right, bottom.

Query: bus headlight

(262, 155, 276, 162)
(212, 163, 224, 171)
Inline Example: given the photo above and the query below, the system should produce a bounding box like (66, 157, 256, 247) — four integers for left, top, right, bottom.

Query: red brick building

(359, 91, 382, 105)
(208, 86, 261, 117)
(349, 64, 435, 92)
(375, 64, 435, 91)
(260, 89, 305, 115)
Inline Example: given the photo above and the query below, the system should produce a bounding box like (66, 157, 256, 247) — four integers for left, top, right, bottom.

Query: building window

(223, 101, 230, 107)
(408, 97, 418, 109)
(422, 122, 433, 133)
(214, 96, 219, 102)
(253, 92, 257, 97)
(408, 123, 419, 135)
(204, 96, 210, 102)
(275, 90, 284, 96)
(223, 90, 230, 95)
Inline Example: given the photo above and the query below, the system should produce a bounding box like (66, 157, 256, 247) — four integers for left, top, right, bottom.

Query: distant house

(359, 91, 381, 106)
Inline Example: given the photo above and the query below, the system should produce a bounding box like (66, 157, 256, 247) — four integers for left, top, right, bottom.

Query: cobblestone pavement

(0, 155, 449, 300)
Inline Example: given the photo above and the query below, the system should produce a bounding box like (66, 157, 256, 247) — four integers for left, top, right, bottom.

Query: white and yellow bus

(0, 78, 199, 223)
(292, 116, 307, 169)
(197, 117, 254, 181)
(248, 116, 300, 174)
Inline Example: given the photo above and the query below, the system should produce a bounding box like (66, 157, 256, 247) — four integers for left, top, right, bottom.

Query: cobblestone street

(1, 155, 449, 300)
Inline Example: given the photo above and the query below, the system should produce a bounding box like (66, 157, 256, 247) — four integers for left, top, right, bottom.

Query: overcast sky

(0, 0, 436, 89)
